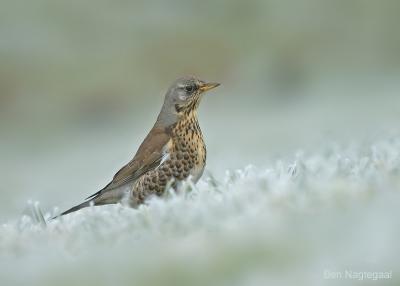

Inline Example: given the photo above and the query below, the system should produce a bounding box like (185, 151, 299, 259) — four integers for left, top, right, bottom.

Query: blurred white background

(1, 2, 400, 286)
(2, 0, 400, 218)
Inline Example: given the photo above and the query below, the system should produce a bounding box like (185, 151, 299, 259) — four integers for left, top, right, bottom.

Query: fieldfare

(57, 76, 220, 217)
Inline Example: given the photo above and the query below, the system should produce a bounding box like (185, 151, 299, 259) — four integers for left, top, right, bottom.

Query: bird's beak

(199, 82, 220, 93)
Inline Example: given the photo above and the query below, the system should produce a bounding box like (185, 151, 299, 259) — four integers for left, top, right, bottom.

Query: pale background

(2, 0, 400, 219)
(1, 2, 400, 285)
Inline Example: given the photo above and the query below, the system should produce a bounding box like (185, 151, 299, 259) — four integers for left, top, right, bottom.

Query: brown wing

(86, 126, 171, 200)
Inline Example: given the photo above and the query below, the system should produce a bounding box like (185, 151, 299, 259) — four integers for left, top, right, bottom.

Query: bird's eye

(184, 85, 195, 93)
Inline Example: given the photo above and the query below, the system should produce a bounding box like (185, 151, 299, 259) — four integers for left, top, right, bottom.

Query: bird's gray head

(156, 76, 220, 126)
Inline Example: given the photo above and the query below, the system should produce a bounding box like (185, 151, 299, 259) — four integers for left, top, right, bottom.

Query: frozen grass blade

(28, 201, 47, 228)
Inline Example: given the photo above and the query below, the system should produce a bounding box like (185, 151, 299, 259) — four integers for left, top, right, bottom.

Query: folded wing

(86, 126, 171, 200)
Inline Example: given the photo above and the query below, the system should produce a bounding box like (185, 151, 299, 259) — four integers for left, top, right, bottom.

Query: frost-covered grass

(1, 137, 400, 286)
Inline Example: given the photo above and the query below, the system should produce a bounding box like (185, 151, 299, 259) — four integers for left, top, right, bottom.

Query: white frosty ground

(1, 137, 400, 286)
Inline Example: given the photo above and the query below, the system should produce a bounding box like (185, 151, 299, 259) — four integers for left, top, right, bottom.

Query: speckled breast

(131, 114, 206, 206)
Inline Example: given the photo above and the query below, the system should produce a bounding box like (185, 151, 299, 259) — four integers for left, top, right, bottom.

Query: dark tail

(51, 187, 125, 220)
(51, 200, 92, 220)
(60, 201, 92, 216)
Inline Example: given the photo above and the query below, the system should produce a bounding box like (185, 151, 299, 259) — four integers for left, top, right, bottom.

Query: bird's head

(157, 76, 220, 126)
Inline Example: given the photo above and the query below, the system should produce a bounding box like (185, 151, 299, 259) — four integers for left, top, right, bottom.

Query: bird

(56, 76, 220, 217)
